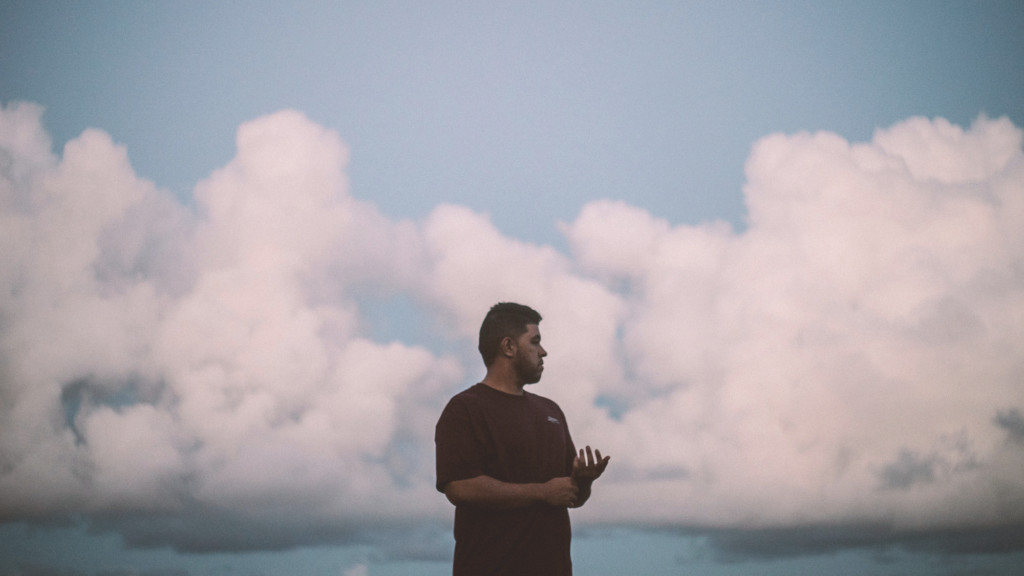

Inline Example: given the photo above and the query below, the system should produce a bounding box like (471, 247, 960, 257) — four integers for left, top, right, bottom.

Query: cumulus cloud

(0, 103, 460, 543)
(0, 102, 1022, 554)
(564, 115, 1024, 533)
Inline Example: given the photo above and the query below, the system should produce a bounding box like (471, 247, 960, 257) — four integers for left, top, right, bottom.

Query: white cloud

(563, 115, 1024, 529)
(0, 102, 1021, 551)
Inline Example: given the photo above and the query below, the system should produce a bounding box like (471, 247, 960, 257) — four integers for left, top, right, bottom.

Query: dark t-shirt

(435, 383, 577, 576)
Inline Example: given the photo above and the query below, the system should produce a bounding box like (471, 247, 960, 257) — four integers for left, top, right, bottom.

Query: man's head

(478, 302, 543, 368)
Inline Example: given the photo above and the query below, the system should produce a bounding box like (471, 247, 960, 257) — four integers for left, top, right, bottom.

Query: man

(435, 302, 610, 575)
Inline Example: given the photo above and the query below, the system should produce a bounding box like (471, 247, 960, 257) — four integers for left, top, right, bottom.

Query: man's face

(513, 324, 547, 385)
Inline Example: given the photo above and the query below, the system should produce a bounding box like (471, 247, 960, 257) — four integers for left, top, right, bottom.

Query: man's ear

(499, 335, 516, 358)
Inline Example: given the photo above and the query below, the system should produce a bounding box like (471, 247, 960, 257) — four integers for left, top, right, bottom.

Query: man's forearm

(573, 479, 593, 508)
(444, 475, 542, 509)
(444, 475, 577, 509)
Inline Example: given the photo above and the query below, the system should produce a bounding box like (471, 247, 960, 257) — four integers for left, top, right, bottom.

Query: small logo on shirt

(547, 415, 561, 424)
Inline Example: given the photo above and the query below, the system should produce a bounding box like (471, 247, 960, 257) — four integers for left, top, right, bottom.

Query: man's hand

(540, 476, 579, 507)
(572, 445, 610, 484)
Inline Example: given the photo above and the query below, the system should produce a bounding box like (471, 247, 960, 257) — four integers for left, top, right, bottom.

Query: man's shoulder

(441, 383, 487, 413)
(443, 384, 564, 413)
(448, 383, 485, 402)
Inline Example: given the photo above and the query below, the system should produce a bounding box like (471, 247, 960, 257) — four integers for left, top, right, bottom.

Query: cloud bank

(0, 102, 1022, 554)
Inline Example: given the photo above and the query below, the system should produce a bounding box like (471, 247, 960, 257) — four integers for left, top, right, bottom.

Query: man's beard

(514, 353, 543, 385)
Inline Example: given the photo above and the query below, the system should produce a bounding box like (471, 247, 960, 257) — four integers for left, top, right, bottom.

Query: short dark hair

(478, 302, 542, 366)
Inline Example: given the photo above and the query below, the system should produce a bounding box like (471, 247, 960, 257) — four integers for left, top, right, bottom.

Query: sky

(1, 1, 1023, 575)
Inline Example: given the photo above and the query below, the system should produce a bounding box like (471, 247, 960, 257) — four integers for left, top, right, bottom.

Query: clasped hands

(542, 446, 610, 508)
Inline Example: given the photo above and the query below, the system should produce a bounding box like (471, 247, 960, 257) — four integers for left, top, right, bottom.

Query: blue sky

(6, 1, 1023, 244)
(2, 1, 1024, 575)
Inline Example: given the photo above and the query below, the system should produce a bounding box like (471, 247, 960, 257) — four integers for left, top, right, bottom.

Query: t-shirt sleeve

(435, 396, 484, 493)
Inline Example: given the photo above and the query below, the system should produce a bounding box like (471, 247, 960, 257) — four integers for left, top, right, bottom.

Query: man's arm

(570, 446, 610, 508)
(444, 475, 579, 509)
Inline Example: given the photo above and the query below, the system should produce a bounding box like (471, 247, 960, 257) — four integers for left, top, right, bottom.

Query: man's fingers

(580, 446, 597, 467)
(575, 446, 610, 478)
